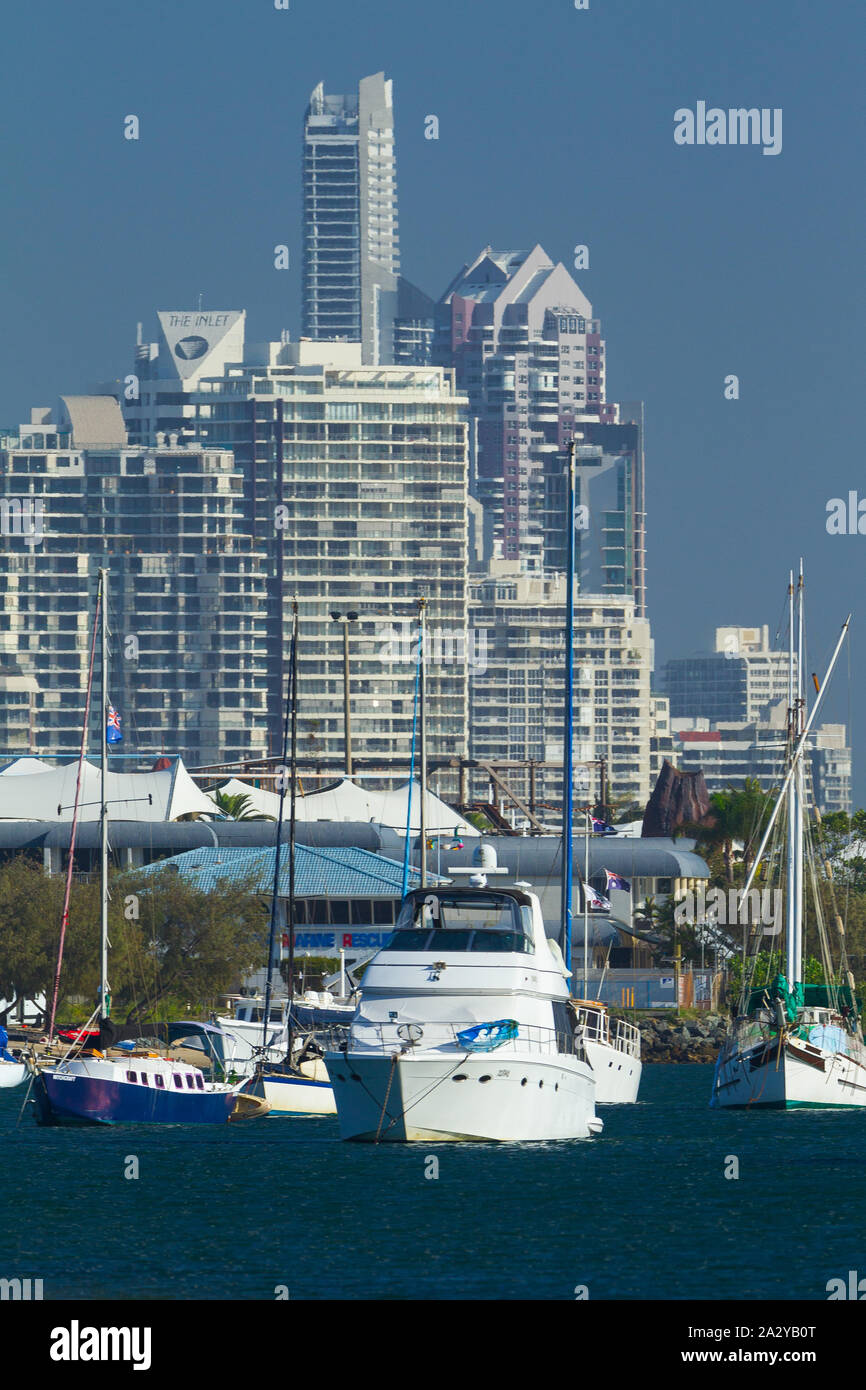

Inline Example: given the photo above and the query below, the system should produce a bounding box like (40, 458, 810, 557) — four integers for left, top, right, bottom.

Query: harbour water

(3, 1064, 864, 1301)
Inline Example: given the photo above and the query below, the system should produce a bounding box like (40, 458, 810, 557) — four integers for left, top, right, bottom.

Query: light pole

(330, 610, 358, 778)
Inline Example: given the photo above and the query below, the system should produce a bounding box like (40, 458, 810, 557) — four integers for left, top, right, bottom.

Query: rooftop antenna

(197, 292, 203, 311)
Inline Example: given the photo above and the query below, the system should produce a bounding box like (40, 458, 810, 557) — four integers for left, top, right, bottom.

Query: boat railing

(345, 1020, 585, 1058)
(573, 1005, 641, 1059)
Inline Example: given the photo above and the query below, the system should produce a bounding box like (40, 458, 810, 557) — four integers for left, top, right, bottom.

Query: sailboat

(712, 567, 866, 1109)
(243, 600, 338, 1116)
(562, 441, 642, 1104)
(29, 569, 243, 1125)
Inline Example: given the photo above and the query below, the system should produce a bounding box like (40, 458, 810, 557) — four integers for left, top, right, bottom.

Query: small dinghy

(0, 1026, 26, 1089)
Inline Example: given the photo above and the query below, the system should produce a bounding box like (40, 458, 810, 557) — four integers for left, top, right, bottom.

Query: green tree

(207, 790, 274, 821)
(113, 867, 270, 1019)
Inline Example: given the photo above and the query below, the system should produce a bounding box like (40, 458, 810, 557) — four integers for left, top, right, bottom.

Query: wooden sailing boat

(562, 441, 642, 1103)
(244, 601, 338, 1116)
(712, 566, 866, 1109)
(29, 568, 243, 1125)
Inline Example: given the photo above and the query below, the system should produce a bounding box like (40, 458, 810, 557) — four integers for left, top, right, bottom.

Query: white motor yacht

(325, 885, 602, 1142)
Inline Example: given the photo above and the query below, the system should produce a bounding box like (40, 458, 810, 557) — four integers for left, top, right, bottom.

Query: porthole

(608, 1061, 613, 1067)
(452, 1074, 468, 1082)
(555, 1083, 559, 1092)
(618, 1065, 622, 1070)
(538, 1080, 543, 1088)
(520, 1078, 528, 1086)
(351, 1075, 362, 1083)
(479, 1075, 492, 1083)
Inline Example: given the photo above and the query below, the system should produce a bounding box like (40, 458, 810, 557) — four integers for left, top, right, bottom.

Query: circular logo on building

(174, 335, 209, 361)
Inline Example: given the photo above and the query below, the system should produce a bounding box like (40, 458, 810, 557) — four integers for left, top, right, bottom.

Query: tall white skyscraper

(302, 73, 432, 365)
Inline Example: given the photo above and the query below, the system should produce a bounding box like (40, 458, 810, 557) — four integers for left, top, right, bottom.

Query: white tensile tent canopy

(213, 777, 480, 837)
(0, 758, 217, 822)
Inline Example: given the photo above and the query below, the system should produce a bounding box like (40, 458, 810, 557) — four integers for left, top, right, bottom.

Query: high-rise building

(124, 325, 471, 765)
(433, 245, 645, 613)
(468, 570, 654, 813)
(663, 625, 795, 723)
(671, 710, 851, 816)
(302, 73, 433, 365)
(0, 401, 269, 763)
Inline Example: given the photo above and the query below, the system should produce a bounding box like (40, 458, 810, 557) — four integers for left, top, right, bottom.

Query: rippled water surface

(2, 1064, 863, 1300)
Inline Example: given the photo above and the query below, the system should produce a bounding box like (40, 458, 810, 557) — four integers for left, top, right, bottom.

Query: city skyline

(1, 0, 861, 793)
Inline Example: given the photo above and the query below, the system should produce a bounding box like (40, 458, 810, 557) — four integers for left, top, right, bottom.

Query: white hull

(254, 1072, 336, 1116)
(0, 1059, 26, 1089)
(325, 1049, 600, 1142)
(585, 1039, 642, 1104)
(714, 1036, 866, 1109)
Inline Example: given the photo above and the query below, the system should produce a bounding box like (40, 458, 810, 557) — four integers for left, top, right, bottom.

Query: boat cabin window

(388, 894, 534, 954)
(126, 1071, 136, 1083)
(186, 1075, 196, 1089)
(173, 1075, 183, 1090)
(195, 1074, 204, 1091)
(247, 1007, 285, 1023)
(154, 1075, 165, 1089)
(141, 1072, 149, 1086)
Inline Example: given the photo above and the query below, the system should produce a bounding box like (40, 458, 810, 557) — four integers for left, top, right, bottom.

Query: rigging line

(374, 1052, 399, 1143)
(47, 584, 101, 1041)
(378, 1049, 476, 1140)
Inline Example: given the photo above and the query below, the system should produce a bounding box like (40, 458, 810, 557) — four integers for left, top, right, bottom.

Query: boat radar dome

(473, 842, 498, 871)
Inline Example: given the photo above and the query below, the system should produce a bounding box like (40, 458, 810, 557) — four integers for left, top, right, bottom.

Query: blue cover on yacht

(456, 1020, 519, 1051)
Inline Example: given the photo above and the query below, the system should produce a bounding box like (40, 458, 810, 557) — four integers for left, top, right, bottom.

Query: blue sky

(2, 0, 864, 792)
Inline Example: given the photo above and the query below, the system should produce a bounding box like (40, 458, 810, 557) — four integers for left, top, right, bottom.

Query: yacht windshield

(387, 893, 534, 954)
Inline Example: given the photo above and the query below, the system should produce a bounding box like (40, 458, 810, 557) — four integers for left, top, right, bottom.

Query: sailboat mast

(560, 441, 575, 976)
(785, 571, 796, 984)
(419, 596, 427, 890)
(264, 599, 298, 1054)
(286, 599, 298, 1064)
(99, 567, 110, 1022)
(793, 562, 805, 985)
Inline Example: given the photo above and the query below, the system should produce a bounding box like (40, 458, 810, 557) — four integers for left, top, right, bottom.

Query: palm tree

(207, 790, 275, 822)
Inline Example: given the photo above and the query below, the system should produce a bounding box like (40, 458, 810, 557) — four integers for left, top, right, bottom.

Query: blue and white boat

(32, 1052, 237, 1126)
(30, 568, 242, 1127)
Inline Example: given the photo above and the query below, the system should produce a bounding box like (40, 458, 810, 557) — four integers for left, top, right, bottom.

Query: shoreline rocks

(629, 1012, 728, 1063)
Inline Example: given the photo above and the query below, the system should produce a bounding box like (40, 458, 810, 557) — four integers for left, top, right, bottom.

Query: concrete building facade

(468, 570, 654, 816)
(0, 403, 269, 763)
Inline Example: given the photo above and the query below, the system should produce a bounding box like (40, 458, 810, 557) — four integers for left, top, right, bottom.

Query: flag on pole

(106, 703, 123, 744)
(604, 868, 631, 893)
(583, 883, 610, 912)
(591, 816, 617, 835)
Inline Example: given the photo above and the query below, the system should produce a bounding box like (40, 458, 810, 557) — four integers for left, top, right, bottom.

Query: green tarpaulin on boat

(746, 979, 857, 1017)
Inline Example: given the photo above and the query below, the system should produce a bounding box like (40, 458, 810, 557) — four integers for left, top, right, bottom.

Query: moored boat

(325, 884, 601, 1142)
(712, 568, 866, 1110)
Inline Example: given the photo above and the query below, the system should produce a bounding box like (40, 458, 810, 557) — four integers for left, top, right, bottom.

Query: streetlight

(329, 610, 359, 778)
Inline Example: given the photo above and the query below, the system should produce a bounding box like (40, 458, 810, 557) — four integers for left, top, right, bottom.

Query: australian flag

(106, 703, 123, 744)
(591, 816, 617, 835)
(604, 869, 631, 893)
